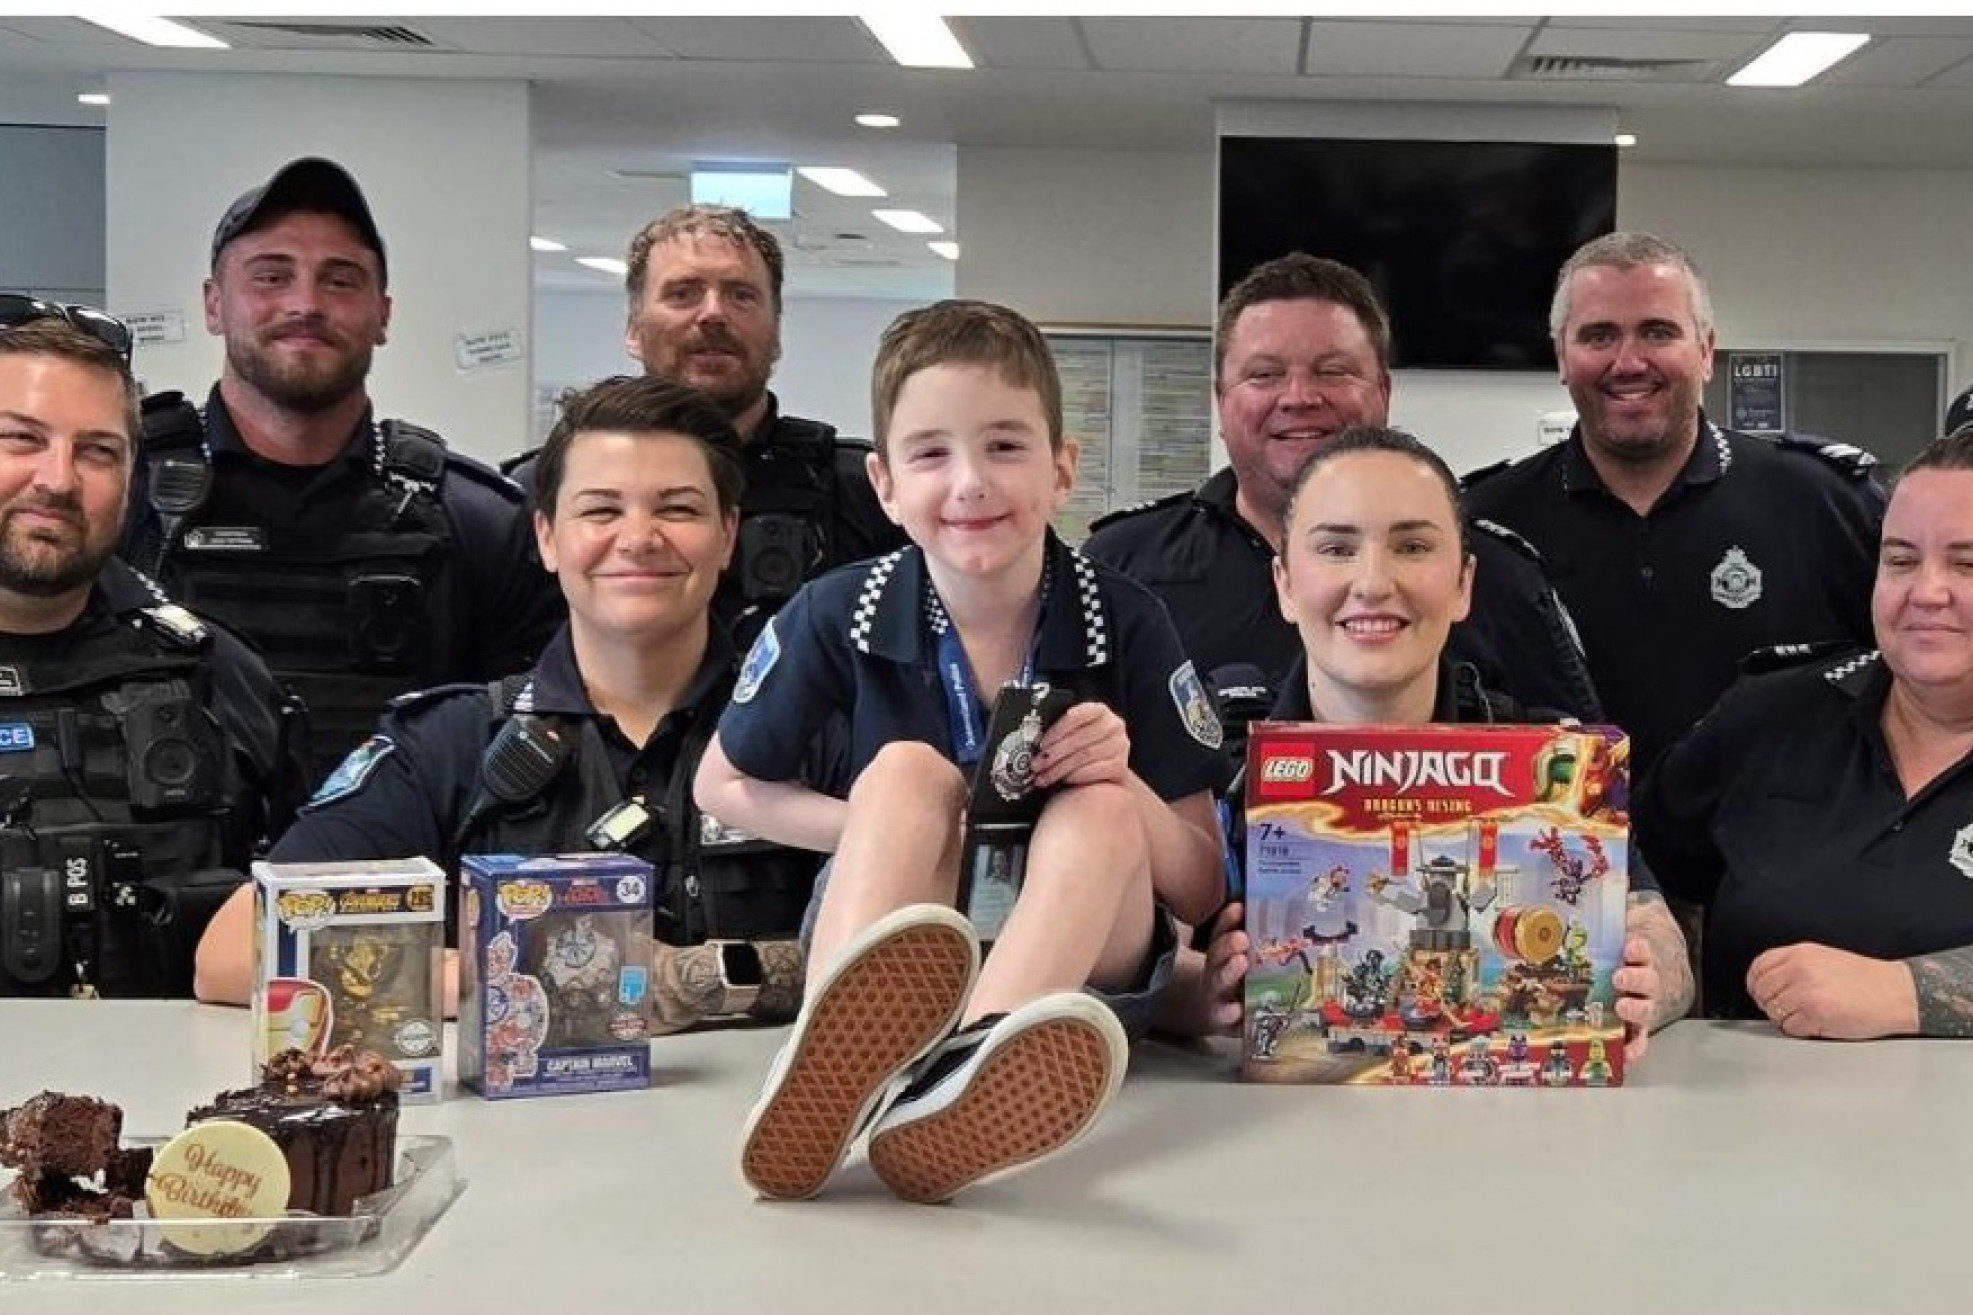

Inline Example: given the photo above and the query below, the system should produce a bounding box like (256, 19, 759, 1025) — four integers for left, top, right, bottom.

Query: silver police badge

(990, 691, 1050, 803)
(1169, 660, 1224, 750)
(1710, 546, 1763, 610)
(1950, 823, 1973, 880)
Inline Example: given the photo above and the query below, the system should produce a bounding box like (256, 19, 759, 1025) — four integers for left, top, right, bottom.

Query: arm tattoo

(1906, 948, 1973, 1037)
(1627, 890, 1695, 1030)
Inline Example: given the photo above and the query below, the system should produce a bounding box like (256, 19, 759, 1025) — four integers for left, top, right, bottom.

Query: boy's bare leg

(806, 742, 966, 988)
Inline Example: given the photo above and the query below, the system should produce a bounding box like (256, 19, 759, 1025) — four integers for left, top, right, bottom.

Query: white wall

(957, 144, 1973, 475)
(0, 125, 104, 303)
(533, 287, 917, 442)
(104, 73, 532, 464)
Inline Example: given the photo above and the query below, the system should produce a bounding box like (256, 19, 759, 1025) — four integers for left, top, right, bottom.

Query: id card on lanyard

(957, 681, 1075, 945)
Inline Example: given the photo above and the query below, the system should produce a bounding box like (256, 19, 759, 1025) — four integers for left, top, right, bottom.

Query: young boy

(695, 299, 1228, 1204)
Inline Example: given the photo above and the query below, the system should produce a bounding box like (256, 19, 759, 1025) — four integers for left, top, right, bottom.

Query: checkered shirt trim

(849, 550, 907, 654)
(1706, 421, 1733, 475)
(1822, 650, 1881, 687)
(1067, 547, 1109, 666)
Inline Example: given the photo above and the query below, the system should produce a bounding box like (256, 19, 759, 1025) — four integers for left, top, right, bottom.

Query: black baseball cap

(1948, 383, 1973, 438)
(210, 157, 387, 286)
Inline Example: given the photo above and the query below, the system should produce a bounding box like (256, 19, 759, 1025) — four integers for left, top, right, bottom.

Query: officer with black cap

(0, 301, 301, 997)
(120, 156, 563, 782)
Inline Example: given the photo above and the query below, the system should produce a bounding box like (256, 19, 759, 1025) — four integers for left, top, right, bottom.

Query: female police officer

(194, 375, 821, 1025)
(1167, 425, 1692, 1051)
(1637, 426, 1973, 1039)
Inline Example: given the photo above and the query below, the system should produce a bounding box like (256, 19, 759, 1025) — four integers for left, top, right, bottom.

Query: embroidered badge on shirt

(733, 619, 781, 705)
(1709, 546, 1763, 610)
(1170, 660, 1224, 750)
(303, 735, 396, 809)
(1950, 823, 1973, 880)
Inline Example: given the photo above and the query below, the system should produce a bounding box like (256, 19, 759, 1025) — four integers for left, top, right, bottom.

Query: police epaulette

(138, 390, 205, 454)
(1088, 487, 1192, 532)
(384, 681, 483, 714)
(498, 446, 540, 478)
(439, 446, 529, 502)
(137, 602, 210, 651)
(1739, 640, 1859, 675)
(1460, 458, 1514, 489)
(1468, 516, 1543, 563)
(1775, 431, 1879, 479)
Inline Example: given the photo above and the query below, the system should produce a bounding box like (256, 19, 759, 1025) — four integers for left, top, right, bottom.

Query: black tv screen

(1217, 136, 1618, 371)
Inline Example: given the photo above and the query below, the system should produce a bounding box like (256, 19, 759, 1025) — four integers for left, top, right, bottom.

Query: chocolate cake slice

(1, 1092, 123, 1180)
(187, 1046, 401, 1218)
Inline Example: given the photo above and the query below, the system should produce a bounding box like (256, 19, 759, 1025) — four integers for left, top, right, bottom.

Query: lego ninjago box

(1241, 722, 1631, 1087)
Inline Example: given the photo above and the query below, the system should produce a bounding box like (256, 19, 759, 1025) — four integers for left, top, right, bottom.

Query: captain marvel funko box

(251, 857, 447, 1102)
(1241, 723, 1631, 1088)
(459, 854, 656, 1099)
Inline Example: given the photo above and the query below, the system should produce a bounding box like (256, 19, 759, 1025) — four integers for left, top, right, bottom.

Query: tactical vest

(136, 394, 467, 774)
(454, 677, 816, 946)
(731, 417, 839, 610)
(0, 605, 241, 998)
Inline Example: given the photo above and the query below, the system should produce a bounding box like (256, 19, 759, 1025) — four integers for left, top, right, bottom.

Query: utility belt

(0, 824, 237, 998)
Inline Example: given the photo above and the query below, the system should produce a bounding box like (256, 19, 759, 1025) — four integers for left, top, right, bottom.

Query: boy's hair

(1281, 424, 1471, 558)
(1549, 230, 1714, 341)
(1895, 422, 1973, 490)
(532, 374, 747, 516)
(625, 204, 785, 313)
(870, 299, 1064, 455)
(1214, 252, 1392, 383)
(0, 316, 141, 440)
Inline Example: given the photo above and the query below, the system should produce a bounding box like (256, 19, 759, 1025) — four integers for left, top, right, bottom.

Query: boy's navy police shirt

(719, 534, 1227, 804)
(1464, 415, 1883, 777)
(1633, 649, 1973, 1020)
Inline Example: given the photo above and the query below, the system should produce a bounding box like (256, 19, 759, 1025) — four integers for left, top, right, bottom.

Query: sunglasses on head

(0, 292, 134, 364)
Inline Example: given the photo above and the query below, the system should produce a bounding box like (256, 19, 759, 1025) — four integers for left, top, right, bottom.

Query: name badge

(183, 527, 267, 552)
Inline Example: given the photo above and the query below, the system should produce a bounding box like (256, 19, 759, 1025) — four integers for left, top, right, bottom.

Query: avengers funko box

(251, 857, 447, 1102)
(459, 854, 656, 1099)
(1241, 722, 1631, 1088)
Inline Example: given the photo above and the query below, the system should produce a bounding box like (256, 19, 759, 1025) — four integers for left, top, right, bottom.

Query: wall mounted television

(1217, 136, 1618, 371)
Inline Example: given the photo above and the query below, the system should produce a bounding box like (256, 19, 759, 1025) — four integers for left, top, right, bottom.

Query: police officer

(1463, 230, 1885, 778)
(509, 204, 906, 648)
(120, 157, 563, 781)
(1083, 252, 1602, 776)
(0, 303, 298, 998)
(195, 376, 821, 1029)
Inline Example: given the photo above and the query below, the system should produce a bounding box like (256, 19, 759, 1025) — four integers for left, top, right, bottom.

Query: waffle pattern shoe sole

(739, 905, 978, 1201)
(868, 992, 1128, 1204)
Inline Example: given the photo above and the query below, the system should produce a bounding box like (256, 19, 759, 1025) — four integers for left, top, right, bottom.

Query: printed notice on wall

(455, 327, 526, 373)
(123, 309, 186, 346)
(1727, 352, 1785, 435)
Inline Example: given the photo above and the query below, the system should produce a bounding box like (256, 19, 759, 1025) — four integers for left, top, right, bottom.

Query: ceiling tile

(628, 17, 885, 64)
(956, 17, 1091, 72)
(1303, 21, 1530, 80)
(411, 19, 674, 60)
(1529, 26, 1766, 64)
(1081, 17, 1303, 75)
(1818, 36, 1973, 88)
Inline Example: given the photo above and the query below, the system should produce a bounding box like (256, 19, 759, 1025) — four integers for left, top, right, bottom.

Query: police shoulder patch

(733, 619, 781, 705)
(1169, 659, 1224, 751)
(303, 735, 396, 810)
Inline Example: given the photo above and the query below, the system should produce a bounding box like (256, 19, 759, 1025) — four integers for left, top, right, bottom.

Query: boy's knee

(1039, 780, 1146, 859)
(854, 741, 967, 809)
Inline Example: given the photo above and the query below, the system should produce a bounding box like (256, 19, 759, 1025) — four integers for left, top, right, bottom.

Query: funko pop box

(251, 857, 447, 1102)
(459, 854, 656, 1100)
(1241, 722, 1632, 1088)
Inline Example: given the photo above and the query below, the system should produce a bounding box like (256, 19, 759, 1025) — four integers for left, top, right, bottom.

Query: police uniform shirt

(1082, 466, 1603, 722)
(1634, 650, 1973, 1019)
(1463, 415, 1883, 775)
(128, 388, 564, 689)
(1266, 652, 1660, 897)
(718, 534, 1227, 805)
(270, 625, 732, 872)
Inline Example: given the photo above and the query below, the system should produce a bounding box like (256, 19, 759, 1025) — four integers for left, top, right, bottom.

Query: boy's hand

(1033, 701, 1130, 788)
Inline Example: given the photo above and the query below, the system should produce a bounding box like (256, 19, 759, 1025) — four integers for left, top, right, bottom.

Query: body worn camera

(120, 687, 222, 814)
(738, 512, 821, 606)
(348, 572, 427, 671)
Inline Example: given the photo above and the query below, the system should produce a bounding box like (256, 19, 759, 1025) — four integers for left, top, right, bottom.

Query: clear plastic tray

(0, 1134, 460, 1281)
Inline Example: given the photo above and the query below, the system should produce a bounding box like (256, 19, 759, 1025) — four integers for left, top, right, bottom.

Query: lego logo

(1260, 756, 1314, 782)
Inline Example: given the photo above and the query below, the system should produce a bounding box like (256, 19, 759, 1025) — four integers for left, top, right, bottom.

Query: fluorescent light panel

(79, 15, 227, 49)
(77, 92, 110, 107)
(576, 257, 628, 276)
(860, 14, 972, 69)
(1614, 133, 1637, 148)
(872, 208, 943, 234)
(798, 166, 886, 198)
(1727, 32, 1870, 88)
(855, 112, 901, 129)
(928, 241, 960, 261)
(529, 236, 568, 253)
(690, 165, 793, 220)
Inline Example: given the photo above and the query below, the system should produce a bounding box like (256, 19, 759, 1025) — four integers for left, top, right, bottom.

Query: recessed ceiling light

(855, 112, 901, 130)
(77, 92, 110, 107)
(928, 241, 960, 261)
(78, 16, 227, 49)
(872, 208, 944, 235)
(859, 15, 973, 69)
(1614, 132, 1638, 148)
(576, 257, 629, 276)
(798, 167, 887, 198)
(529, 236, 568, 253)
(1727, 32, 1870, 88)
